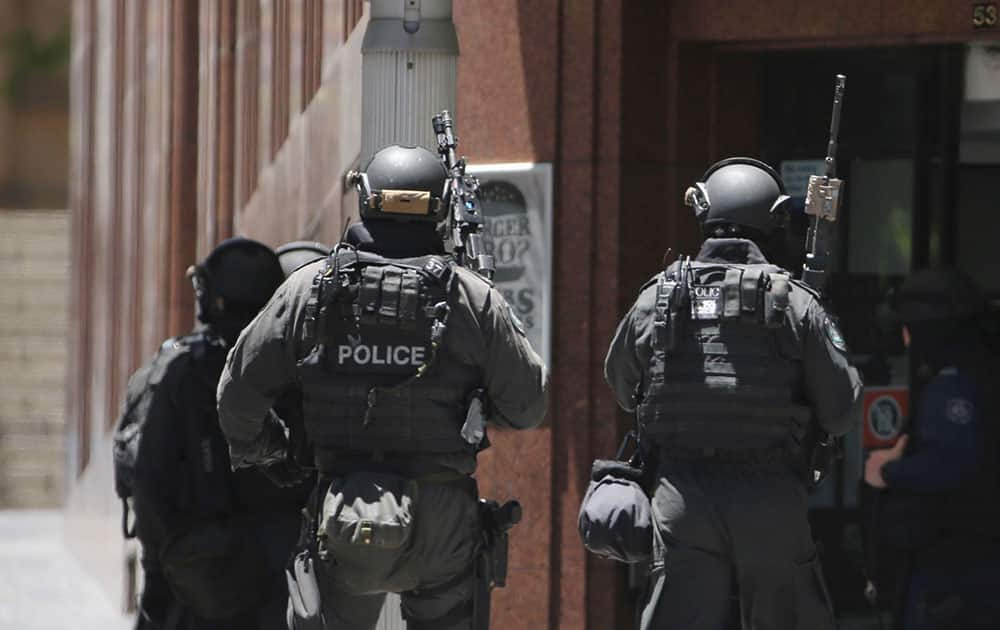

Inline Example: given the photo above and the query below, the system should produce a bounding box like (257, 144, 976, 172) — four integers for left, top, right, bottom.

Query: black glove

(259, 457, 313, 488)
(229, 410, 293, 469)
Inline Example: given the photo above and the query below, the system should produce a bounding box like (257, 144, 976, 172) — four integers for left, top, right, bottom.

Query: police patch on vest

(692, 285, 721, 320)
(336, 344, 428, 367)
(324, 329, 432, 376)
(824, 316, 847, 352)
(945, 398, 974, 425)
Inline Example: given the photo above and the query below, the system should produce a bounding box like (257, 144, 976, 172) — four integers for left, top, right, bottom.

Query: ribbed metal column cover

(361, 0, 458, 165)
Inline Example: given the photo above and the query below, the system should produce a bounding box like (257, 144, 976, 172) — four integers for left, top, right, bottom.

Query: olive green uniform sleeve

(796, 288, 864, 437)
(450, 268, 549, 429)
(216, 261, 320, 457)
(604, 277, 661, 413)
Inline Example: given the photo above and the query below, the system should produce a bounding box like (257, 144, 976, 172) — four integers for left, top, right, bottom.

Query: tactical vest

(297, 246, 480, 463)
(637, 261, 812, 451)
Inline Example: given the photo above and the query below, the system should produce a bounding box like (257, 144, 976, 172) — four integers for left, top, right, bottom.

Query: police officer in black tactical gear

(118, 238, 303, 630)
(217, 144, 548, 630)
(605, 158, 863, 630)
(865, 269, 1000, 630)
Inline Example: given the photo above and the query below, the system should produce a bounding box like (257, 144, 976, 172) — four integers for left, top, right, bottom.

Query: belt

(659, 445, 797, 465)
(314, 448, 474, 489)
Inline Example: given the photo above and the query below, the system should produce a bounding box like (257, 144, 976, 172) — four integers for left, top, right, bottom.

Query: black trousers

(136, 510, 299, 630)
(639, 462, 834, 630)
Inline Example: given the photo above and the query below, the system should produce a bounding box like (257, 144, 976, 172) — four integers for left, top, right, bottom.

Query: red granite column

(67, 0, 97, 474)
(455, 1, 559, 628)
(167, 0, 199, 337)
(583, 2, 629, 626)
(217, 0, 237, 240)
(549, 0, 628, 627)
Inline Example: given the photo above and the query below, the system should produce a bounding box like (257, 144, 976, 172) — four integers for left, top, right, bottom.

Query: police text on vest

(337, 344, 427, 366)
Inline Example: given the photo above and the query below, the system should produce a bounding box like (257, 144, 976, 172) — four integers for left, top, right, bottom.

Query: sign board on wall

(467, 163, 553, 364)
(862, 386, 909, 448)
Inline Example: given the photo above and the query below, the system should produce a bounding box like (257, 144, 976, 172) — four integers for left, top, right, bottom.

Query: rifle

(802, 74, 847, 488)
(801, 74, 846, 292)
(432, 110, 495, 280)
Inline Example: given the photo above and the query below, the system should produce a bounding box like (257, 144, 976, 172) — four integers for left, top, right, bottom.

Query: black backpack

(113, 337, 184, 539)
(112, 333, 271, 619)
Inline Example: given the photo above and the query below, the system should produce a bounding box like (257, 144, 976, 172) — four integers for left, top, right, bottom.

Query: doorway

(702, 42, 997, 623)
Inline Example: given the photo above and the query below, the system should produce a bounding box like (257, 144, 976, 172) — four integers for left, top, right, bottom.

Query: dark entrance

(697, 43, 1000, 626)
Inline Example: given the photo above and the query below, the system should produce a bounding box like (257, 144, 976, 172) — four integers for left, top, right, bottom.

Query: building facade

(67, 1, 1000, 626)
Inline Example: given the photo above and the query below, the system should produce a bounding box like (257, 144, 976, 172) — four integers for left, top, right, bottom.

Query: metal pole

(361, 0, 458, 164)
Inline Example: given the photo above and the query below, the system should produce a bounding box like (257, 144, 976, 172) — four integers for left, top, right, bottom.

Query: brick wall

(0, 210, 68, 508)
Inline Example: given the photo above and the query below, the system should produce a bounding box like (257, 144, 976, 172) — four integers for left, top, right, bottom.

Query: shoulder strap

(739, 268, 764, 321)
(652, 274, 674, 349)
(789, 277, 822, 302)
(722, 268, 743, 319)
(765, 273, 791, 328)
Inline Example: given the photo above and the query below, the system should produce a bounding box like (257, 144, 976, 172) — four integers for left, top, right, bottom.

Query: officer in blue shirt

(865, 269, 1000, 630)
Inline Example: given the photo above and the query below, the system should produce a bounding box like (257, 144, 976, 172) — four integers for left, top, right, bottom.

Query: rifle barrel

(825, 74, 846, 179)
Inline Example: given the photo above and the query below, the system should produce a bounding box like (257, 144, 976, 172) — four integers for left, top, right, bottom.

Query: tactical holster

(473, 498, 522, 629)
(806, 430, 841, 489)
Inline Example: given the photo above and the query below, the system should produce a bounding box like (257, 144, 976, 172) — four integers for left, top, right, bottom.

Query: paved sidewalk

(0, 510, 133, 630)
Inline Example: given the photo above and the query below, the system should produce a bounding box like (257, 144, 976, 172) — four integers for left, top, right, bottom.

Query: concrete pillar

(361, 0, 457, 164)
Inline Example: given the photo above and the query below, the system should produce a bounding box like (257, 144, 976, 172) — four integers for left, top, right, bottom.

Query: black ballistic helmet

(275, 240, 330, 277)
(188, 237, 284, 325)
(348, 145, 449, 223)
(685, 157, 790, 236)
(890, 268, 985, 323)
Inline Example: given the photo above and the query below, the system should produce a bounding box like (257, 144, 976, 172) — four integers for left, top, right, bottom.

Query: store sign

(779, 160, 825, 213)
(467, 163, 553, 363)
(973, 3, 998, 29)
(862, 386, 909, 448)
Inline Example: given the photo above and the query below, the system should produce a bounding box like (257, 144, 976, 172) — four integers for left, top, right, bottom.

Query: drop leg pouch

(317, 472, 419, 594)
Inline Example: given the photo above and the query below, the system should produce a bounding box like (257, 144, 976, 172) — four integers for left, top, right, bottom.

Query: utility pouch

(578, 458, 653, 564)
(578, 430, 654, 564)
(318, 472, 417, 553)
(313, 472, 419, 595)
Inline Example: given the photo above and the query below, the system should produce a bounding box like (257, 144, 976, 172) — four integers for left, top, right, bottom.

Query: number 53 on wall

(973, 2, 998, 28)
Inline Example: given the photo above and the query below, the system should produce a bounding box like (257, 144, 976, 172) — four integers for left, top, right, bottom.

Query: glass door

(758, 44, 965, 620)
